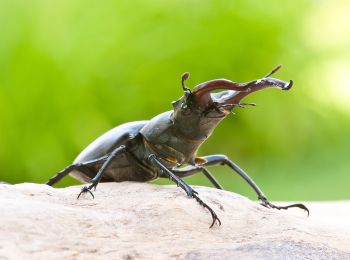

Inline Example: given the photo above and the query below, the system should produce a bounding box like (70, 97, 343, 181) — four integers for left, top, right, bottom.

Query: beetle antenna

(264, 64, 282, 78)
(181, 72, 191, 95)
(240, 102, 257, 107)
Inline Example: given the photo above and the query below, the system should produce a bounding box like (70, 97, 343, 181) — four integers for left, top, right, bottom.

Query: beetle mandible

(47, 65, 309, 228)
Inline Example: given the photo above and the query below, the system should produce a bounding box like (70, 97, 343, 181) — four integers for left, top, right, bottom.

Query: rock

(0, 182, 349, 259)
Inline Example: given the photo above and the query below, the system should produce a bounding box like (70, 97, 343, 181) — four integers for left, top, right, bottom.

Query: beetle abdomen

(74, 121, 149, 163)
(69, 121, 150, 183)
(70, 151, 158, 183)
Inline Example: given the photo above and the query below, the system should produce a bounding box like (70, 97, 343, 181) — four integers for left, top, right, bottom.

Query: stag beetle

(47, 65, 309, 228)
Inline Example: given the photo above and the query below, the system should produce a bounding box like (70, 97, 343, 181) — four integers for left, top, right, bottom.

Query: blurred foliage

(0, 0, 349, 200)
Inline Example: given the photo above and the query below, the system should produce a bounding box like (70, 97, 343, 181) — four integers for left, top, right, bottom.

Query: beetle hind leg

(46, 155, 108, 186)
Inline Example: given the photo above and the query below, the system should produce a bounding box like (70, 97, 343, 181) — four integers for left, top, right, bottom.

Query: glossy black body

(68, 71, 293, 185)
(70, 109, 223, 183)
(47, 68, 310, 227)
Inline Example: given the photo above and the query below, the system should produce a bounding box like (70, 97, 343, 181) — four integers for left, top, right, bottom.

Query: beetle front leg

(186, 155, 309, 216)
(218, 155, 309, 215)
(259, 196, 309, 215)
(148, 154, 221, 228)
(148, 154, 196, 197)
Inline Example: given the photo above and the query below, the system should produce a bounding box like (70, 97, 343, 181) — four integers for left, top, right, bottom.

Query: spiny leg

(191, 154, 309, 216)
(77, 145, 127, 199)
(259, 197, 309, 213)
(192, 193, 221, 228)
(46, 155, 109, 186)
(172, 166, 223, 190)
(148, 154, 221, 228)
(148, 155, 196, 197)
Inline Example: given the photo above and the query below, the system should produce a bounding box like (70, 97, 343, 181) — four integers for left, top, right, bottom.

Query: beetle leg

(187, 154, 309, 216)
(77, 186, 95, 199)
(77, 145, 127, 199)
(192, 193, 222, 228)
(260, 197, 310, 216)
(148, 154, 221, 228)
(148, 154, 196, 197)
(46, 155, 109, 186)
(172, 166, 223, 190)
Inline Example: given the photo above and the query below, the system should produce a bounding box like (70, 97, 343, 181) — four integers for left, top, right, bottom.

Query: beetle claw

(260, 197, 309, 216)
(77, 186, 95, 199)
(192, 193, 221, 228)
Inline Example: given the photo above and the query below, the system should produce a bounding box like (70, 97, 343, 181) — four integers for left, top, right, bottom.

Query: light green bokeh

(0, 0, 349, 200)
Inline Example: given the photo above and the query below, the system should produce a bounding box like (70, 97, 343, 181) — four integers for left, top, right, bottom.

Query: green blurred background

(0, 0, 349, 201)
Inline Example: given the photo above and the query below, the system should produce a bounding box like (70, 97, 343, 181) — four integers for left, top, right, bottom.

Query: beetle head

(171, 65, 293, 141)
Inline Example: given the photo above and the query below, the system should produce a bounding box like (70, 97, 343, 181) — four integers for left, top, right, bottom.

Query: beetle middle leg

(148, 154, 221, 228)
(173, 155, 309, 215)
(172, 166, 223, 190)
(77, 145, 127, 199)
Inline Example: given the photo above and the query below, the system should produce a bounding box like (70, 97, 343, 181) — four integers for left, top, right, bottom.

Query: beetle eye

(181, 103, 192, 115)
(172, 100, 181, 108)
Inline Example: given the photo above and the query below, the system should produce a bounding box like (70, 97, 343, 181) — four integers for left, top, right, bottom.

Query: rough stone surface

(0, 182, 349, 259)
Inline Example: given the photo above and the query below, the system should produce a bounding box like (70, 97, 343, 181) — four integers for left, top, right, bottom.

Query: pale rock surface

(0, 182, 349, 259)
